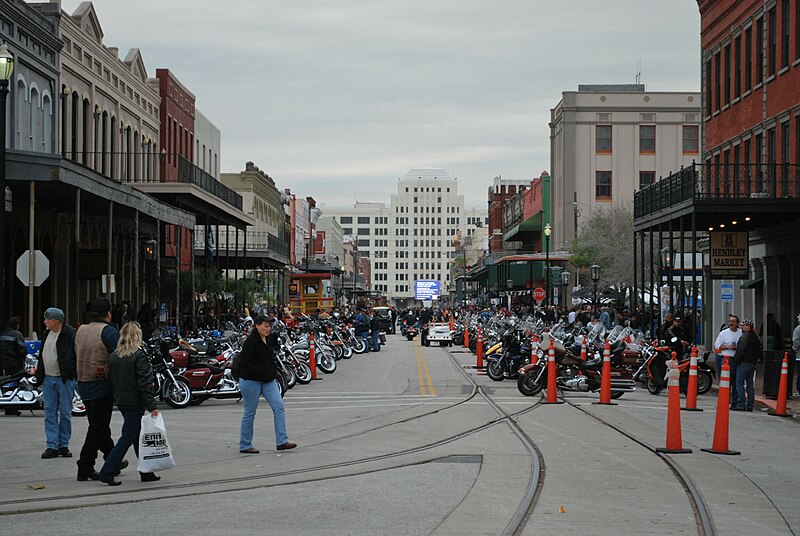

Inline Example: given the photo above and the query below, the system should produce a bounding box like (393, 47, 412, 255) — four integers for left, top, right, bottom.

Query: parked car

(373, 306, 395, 334)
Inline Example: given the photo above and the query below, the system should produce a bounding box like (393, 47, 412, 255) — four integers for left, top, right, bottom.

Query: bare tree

(570, 204, 636, 291)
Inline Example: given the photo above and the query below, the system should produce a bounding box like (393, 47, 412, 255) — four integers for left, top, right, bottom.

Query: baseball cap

(44, 307, 65, 321)
(742, 319, 753, 326)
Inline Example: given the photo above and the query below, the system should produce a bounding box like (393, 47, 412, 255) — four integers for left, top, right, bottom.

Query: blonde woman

(98, 322, 160, 486)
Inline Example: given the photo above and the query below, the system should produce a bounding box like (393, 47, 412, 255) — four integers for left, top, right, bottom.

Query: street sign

(721, 282, 734, 302)
(16, 250, 49, 287)
(553, 287, 559, 305)
(532, 287, 546, 303)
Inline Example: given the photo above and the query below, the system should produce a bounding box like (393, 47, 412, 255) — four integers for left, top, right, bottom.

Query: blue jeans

(371, 330, 381, 352)
(99, 405, 153, 479)
(42, 376, 76, 449)
(361, 331, 371, 352)
(239, 378, 288, 450)
(735, 362, 756, 410)
(716, 355, 739, 407)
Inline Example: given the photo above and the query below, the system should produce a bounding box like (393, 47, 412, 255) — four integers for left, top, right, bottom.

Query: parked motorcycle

(0, 355, 85, 416)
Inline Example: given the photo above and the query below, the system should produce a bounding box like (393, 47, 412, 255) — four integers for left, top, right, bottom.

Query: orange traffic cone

(595, 340, 616, 405)
(657, 352, 692, 454)
(309, 331, 319, 381)
(476, 326, 484, 370)
(683, 346, 703, 412)
(701, 355, 740, 455)
(543, 336, 563, 404)
(464, 326, 470, 349)
(768, 353, 794, 417)
(449, 319, 454, 331)
(580, 338, 587, 361)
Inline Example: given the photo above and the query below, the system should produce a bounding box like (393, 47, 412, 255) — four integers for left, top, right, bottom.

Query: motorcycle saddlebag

(184, 368, 213, 389)
(170, 350, 190, 368)
(621, 350, 640, 365)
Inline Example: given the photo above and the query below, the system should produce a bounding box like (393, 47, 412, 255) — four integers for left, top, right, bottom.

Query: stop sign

(532, 287, 546, 303)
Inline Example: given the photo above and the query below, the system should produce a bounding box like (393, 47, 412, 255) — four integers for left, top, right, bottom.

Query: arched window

(42, 94, 52, 153)
(101, 111, 108, 175)
(125, 125, 132, 181)
(70, 92, 79, 161)
(133, 130, 139, 181)
(29, 86, 39, 152)
(82, 98, 90, 164)
(16, 79, 28, 150)
(110, 115, 116, 177)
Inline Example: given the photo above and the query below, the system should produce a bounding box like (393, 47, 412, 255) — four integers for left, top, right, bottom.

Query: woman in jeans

(98, 322, 160, 486)
(237, 315, 296, 454)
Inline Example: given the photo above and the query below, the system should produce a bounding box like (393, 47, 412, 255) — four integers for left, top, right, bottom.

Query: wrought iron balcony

(194, 228, 289, 260)
(177, 156, 242, 210)
(634, 162, 800, 220)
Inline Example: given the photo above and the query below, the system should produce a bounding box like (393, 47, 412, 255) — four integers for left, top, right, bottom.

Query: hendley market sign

(710, 231, 749, 279)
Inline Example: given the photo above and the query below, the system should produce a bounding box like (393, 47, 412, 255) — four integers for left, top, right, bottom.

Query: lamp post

(253, 267, 263, 310)
(506, 278, 513, 311)
(543, 223, 552, 307)
(0, 44, 14, 319)
(304, 234, 311, 273)
(562, 271, 570, 310)
(590, 264, 600, 314)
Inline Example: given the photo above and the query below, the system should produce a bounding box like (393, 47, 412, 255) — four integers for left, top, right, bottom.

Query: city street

(0, 334, 797, 535)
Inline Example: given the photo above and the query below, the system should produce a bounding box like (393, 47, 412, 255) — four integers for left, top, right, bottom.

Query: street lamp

(590, 264, 600, 314)
(562, 271, 570, 309)
(0, 43, 14, 320)
(543, 223, 552, 307)
(304, 234, 311, 273)
(506, 278, 513, 311)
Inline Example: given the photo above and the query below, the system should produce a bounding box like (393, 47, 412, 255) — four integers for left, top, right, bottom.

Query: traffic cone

(657, 352, 692, 454)
(594, 340, 616, 405)
(449, 319, 454, 331)
(683, 346, 703, 412)
(309, 331, 319, 381)
(476, 326, 484, 370)
(464, 326, 470, 349)
(543, 336, 563, 404)
(580, 338, 587, 361)
(701, 355, 740, 455)
(768, 353, 794, 417)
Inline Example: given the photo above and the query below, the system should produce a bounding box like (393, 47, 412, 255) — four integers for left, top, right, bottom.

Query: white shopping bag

(137, 413, 176, 473)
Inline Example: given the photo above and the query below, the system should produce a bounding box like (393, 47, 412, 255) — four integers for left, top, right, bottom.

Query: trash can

(762, 350, 782, 399)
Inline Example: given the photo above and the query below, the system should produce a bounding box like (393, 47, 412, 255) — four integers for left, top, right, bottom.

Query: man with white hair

(36, 307, 77, 459)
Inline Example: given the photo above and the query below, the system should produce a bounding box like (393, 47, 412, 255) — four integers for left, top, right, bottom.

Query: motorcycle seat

(583, 356, 602, 367)
(185, 362, 225, 375)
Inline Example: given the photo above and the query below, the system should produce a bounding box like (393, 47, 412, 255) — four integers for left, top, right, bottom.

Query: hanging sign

(709, 231, 748, 280)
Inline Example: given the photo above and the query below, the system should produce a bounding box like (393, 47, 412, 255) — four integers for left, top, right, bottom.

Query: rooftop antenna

(635, 58, 641, 85)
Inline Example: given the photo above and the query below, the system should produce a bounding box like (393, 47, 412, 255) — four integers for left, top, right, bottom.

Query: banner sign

(709, 231, 749, 279)
(414, 280, 441, 301)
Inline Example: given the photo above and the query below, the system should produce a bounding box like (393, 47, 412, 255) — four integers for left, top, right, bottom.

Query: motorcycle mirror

(670, 336, 678, 343)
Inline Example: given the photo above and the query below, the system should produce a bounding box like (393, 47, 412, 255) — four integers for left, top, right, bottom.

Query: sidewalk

(713, 361, 799, 419)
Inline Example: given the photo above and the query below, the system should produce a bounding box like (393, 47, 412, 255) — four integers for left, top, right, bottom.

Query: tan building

(550, 85, 701, 251)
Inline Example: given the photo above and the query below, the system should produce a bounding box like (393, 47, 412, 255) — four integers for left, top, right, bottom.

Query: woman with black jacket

(236, 315, 296, 454)
(98, 321, 159, 485)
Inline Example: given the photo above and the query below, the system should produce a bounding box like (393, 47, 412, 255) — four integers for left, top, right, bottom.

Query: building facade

(550, 85, 701, 251)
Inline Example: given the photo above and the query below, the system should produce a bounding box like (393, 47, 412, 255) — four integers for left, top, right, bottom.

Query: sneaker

(41, 448, 59, 459)
(745, 407, 753, 412)
(276, 442, 297, 451)
(58, 447, 72, 458)
(730, 406, 745, 411)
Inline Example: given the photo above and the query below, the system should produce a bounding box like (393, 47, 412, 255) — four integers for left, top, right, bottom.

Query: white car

(425, 322, 452, 347)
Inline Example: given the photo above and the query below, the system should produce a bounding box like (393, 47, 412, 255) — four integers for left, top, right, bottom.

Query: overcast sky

(62, 1, 701, 210)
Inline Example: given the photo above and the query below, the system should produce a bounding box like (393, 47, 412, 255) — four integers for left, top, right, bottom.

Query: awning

(739, 277, 763, 289)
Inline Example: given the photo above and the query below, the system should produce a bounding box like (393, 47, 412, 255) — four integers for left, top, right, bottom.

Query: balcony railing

(194, 229, 289, 259)
(634, 162, 800, 220)
(62, 151, 242, 211)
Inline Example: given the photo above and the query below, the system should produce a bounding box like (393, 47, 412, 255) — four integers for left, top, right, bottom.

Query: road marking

(419, 342, 437, 396)
(415, 342, 427, 395)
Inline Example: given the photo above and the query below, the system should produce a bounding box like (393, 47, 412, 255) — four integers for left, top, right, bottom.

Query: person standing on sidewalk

(97, 322, 160, 486)
(236, 314, 296, 454)
(733, 319, 761, 412)
(714, 314, 742, 409)
(74, 298, 123, 482)
(36, 308, 78, 459)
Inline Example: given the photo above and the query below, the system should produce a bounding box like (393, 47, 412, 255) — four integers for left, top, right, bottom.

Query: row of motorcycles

(449, 313, 715, 400)
(0, 315, 374, 414)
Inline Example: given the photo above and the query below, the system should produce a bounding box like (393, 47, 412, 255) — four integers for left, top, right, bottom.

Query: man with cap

(732, 319, 762, 411)
(74, 298, 122, 481)
(37, 308, 78, 459)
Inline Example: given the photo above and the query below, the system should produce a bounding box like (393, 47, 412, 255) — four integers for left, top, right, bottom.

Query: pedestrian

(37, 308, 78, 459)
(97, 321, 160, 486)
(74, 298, 125, 482)
(714, 314, 742, 409)
(236, 314, 296, 454)
(732, 319, 761, 412)
(369, 307, 381, 352)
(0, 316, 28, 416)
(355, 307, 371, 353)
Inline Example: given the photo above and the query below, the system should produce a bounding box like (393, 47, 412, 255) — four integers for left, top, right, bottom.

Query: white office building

(323, 167, 487, 306)
(549, 84, 701, 251)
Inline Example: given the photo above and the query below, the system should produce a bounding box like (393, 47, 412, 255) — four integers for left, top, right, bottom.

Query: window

(683, 125, 699, 153)
(768, 8, 777, 76)
(756, 17, 764, 83)
(357, 239, 369, 247)
(343, 227, 353, 235)
(357, 216, 370, 224)
(745, 26, 752, 91)
(595, 171, 612, 199)
(734, 35, 741, 98)
(639, 125, 656, 153)
(639, 171, 655, 189)
(705, 58, 713, 114)
(724, 43, 731, 105)
(797, 0, 800, 61)
(357, 227, 370, 235)
(781, 0, 789, 68)
(596, 125, 612, 153)
(714, 52, 721, 110)
(339, 216, 352, 224)
(781, 121, 790, 163)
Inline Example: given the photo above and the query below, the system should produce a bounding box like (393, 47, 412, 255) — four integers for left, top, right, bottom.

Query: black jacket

(237, 331, 279, 383)
(0, 328, 27, 375)
(107, 348, 157, 412)
(35, 325, 77, 384)
(734, 330, 762, 365)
